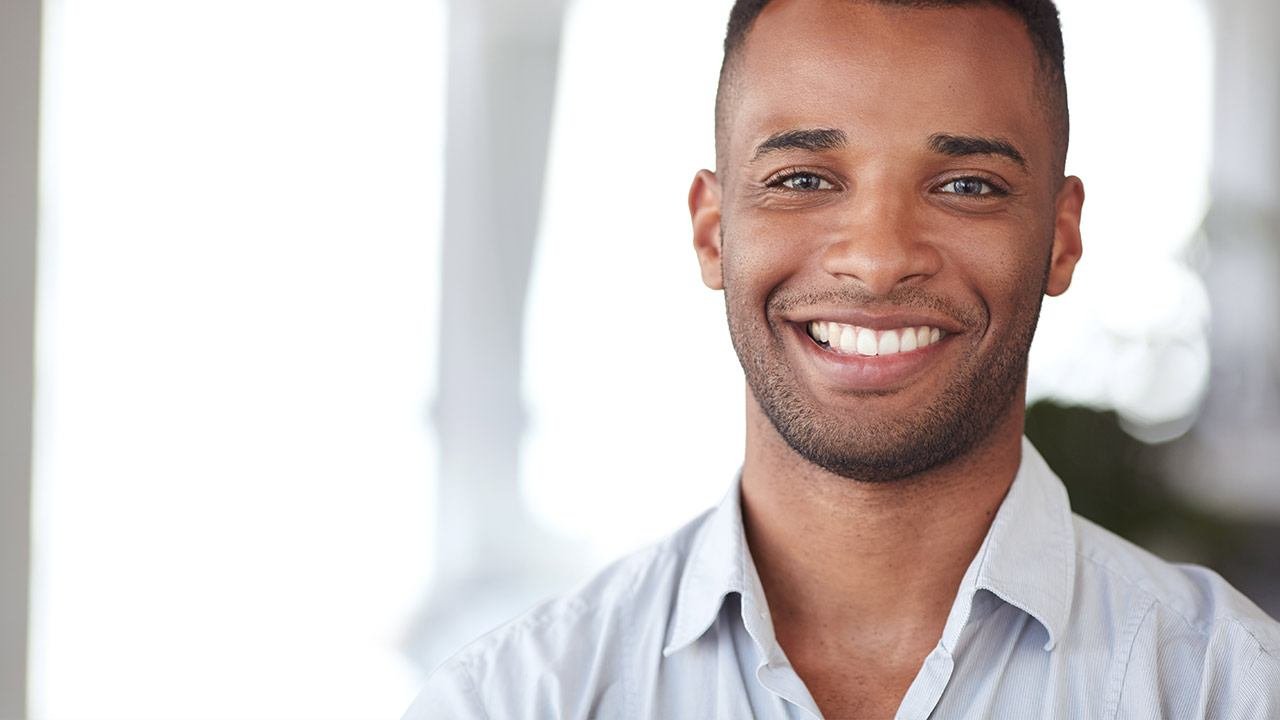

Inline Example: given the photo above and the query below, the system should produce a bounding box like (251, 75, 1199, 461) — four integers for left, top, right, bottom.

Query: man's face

(691, 0, 1083, 481)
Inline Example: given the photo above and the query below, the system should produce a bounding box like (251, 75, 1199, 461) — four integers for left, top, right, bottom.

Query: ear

(689, 169, 724, 290)
(1045, 176, 1084, 297)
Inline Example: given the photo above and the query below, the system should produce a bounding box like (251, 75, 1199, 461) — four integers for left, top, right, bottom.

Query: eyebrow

(752, 128, 848, 160)
(928, 133, 1028, 169)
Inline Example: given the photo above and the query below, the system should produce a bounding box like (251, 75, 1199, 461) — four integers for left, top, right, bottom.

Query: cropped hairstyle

(715, 0, 1069, 175)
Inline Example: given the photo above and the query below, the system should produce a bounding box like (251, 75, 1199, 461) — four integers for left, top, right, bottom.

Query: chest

(790, 656, 918, 720)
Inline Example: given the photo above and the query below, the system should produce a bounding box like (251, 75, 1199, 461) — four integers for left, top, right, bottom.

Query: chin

(744, 346, 1027, 484)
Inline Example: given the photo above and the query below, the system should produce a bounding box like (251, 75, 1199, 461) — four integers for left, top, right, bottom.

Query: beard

(725, 279, 1046, 484)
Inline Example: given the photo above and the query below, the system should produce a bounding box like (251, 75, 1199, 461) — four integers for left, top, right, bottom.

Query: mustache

(767, 286, 984, 328)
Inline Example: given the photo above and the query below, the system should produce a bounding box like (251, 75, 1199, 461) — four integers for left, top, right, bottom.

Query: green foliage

(1024, 402, 1237, 565)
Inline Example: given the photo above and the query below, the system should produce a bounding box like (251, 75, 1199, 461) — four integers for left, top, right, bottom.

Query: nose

(819, 193, 942, 296)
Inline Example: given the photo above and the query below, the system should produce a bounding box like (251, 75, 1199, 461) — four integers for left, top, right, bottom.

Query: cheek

(721, 217, 816, 306)
(920, 210, 1049, 317)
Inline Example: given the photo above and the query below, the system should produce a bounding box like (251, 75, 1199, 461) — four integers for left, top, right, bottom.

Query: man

(406, 0, 1280, 717)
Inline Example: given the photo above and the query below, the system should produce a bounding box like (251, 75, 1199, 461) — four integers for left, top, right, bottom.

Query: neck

(739, 394, 1025, 663)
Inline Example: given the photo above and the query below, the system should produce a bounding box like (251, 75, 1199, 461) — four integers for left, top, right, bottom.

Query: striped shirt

(404, 438, 1280, 718)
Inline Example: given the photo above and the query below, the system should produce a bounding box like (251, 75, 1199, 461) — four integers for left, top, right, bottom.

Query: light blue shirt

(405, 439, 1280, 718)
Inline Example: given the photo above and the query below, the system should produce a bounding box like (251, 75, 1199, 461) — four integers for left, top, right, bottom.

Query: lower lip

(790, 323, 950, 391)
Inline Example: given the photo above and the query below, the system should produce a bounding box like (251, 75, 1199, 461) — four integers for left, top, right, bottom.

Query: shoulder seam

(623, 567, 638, 718)
(1077, 545, 1207, 636)
(1221, 616, 1280, 662)
(1104, 593, 1157, 720)
(1249, 641, 1280, 674)
(458, 534, 680, 655)
(461, 655, 492, 720)
(1241, 641, 1280, 706)
(1079, 544, 1280, 653)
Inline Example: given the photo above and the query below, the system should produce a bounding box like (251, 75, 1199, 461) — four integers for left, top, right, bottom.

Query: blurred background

(1, 0, 1277, 717)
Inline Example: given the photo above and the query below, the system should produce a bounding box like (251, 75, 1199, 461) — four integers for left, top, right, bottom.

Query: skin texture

(688, 1, 1084, 717)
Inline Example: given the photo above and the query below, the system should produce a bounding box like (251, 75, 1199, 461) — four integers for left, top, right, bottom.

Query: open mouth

(806, 320, 946, 357)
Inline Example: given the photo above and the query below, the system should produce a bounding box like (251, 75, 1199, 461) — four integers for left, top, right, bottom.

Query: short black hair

(715, 0, 1069, 176)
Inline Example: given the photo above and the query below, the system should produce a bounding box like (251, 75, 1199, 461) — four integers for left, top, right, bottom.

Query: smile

(806, 321, 946, 357)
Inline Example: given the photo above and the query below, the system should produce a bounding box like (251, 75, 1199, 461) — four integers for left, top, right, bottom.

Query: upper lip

(781, 307, 966, 334)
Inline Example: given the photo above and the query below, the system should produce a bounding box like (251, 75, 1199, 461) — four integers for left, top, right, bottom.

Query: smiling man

(405, 1, 1280, 718)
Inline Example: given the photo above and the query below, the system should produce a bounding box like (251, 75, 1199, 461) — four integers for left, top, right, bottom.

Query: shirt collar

(662, 436, 1077, 657)
(959, 436, 1077, 651)
(663, 476, 784, 661)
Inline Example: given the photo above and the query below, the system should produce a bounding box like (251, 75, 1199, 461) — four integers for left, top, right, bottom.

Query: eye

(771, 172, 835, 192)
(938, 177, 1004, 196)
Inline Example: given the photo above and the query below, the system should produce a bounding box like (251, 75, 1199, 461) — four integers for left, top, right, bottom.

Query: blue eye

(775, 173, 834, 191)
(940, 178, 999, 196)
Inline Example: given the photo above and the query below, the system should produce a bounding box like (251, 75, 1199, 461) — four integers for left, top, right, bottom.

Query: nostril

(820, 238, 942, 295)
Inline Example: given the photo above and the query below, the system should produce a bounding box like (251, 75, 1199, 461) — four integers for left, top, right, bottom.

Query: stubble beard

(724, 280, 1045, 484)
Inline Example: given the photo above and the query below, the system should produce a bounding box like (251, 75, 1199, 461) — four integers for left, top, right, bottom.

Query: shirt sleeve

(401, 659, 490, 720)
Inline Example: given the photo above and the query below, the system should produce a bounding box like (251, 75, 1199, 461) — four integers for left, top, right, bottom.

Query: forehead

(728, 0, 1048, 169)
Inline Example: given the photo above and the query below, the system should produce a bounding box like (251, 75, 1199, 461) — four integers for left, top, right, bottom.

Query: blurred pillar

(0, 0, 41, 715)
(408, 0, 576, 670)
(1168, 0, 1280, 514)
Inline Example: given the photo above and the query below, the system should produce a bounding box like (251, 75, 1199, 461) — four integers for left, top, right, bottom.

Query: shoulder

(1070, 515, 1280, 714)
(402, 510, 711, 720)
(1073, 514, 1280, 652)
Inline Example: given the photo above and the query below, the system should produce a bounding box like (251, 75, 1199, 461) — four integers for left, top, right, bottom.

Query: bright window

(521, 0, 741, 561)
(1032, 0, 1214, 440)
(31, 1, 444, 717)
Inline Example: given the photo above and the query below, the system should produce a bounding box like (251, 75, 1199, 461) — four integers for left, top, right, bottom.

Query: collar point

(662, 630, 698, 658)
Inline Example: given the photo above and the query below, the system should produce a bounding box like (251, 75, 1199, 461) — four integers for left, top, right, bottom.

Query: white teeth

(806, 321, 947, 357)
(900, 327, 918, 352)
(855, 328, 878, 356)
(878, 330, 900, 356)
(838, 325, 856, 352)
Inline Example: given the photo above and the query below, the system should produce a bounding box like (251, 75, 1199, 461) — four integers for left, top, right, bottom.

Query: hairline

(713, 0, 1070, 179)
